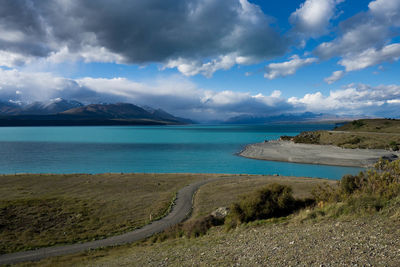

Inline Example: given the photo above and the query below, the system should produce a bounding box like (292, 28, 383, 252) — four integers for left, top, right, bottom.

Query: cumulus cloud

(324, 70, 345, 84)
(290, 0, 343, 38)
(315, 0, 400, 71)
(1, 67, 399, 119)
(264, 55, 318, 79)
(339, 43, 400, 71)
(0, 0, 287, 76)
(369, 0, 400, 26)
(0, 68, 291, 120)
(288, 83, 400, 117)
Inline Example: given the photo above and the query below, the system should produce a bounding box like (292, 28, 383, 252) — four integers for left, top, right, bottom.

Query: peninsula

(240, 119, 400, 167)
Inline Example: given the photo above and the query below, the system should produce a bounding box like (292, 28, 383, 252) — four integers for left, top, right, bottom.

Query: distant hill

(20, 99, 83, 115)
(61, 103, 153, 119)
(142, 106, 193, 124)
(0, 101, 21, 115)
(0, 101, 192, 126)
(0, 99, 83, 115)
(224, 112, 356, 124)
(334, 118, 400, 133)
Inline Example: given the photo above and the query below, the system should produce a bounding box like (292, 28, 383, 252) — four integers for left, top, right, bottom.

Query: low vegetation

(305, 158, 400, 220)
(289, 119, 400, 150)
(0, 173, 209, 253)
(0, 174, 330, 254)
(336, 118, 400, 133)
(224, 183, 312, 229)
(15, 164, 400, 266)
(152, 159, 400, 242)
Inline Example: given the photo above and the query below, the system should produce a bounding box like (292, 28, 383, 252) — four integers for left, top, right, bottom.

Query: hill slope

(292, 119, 400, 150)
(0, 102, 192, 126)
(335, 118, 400, 133)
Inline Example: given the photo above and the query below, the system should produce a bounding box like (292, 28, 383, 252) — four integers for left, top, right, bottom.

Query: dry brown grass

(0, 173, 212, 253)
(191, 175, 336, 218)
(15, 175, 337, 267)
(292, 119, 400, 150)
(318, 131, 400, 149)
(335, 119, 400, 133)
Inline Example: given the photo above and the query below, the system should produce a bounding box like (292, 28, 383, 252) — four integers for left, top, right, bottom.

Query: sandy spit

(239, 140, 399, 167)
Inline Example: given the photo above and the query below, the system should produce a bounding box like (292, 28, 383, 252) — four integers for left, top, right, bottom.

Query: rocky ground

(67, 215, 400, 267)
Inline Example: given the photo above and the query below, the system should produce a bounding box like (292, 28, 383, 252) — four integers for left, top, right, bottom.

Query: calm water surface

(0, 124, 363, 179)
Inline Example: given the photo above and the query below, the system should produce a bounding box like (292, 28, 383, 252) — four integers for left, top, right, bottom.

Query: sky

(0, 0, 400, 121)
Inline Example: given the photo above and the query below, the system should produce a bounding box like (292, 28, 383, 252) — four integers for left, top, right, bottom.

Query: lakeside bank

(239, 140, 400, 167)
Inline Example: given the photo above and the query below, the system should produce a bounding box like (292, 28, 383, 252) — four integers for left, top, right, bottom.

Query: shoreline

(239, 140, 399, 167)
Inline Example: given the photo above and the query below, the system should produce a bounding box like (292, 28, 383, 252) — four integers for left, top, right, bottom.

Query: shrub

(340, 174, 365, 195)
(309, 158, 400, 218)
(311, 182, 340, 203)
(389, 141, 399, 151)
(352, 120, 365, 128)
(280, 136, 294, 141)
(293, 131, 321, 144)
(182, 215, 224, 238)
(225, 184, 298, 229)
(151, 214, 224, 242)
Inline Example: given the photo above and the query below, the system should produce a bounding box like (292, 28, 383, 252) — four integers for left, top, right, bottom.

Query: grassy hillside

(0, 173, 210, 253)
(0, 174, 331, 255)
(20, 160, 400, 266)
(292, 119, 400, 150)
(335, 118, 400, 133)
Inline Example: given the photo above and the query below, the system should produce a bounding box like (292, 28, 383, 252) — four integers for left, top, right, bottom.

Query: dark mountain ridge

(0, 100, 193, 126)
(224, 112, 358, 124)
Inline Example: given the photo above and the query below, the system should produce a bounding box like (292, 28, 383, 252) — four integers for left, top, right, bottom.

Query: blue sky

(0, 0, 399, 120)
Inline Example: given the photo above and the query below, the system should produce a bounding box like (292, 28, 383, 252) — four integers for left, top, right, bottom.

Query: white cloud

(288, 83, 400, 116)
(290, 0, 343, 37)
(0, 51, 35, 68)
(0, 68, 71, 101)
(324, 70, 345, 84)
(315, 0, 400, 71)
(264, 55, 318, 79)
(47, 46, 125, 64)
(339, 43, 400, 71)
(1, 67, 400, 119)
(165, 54, 240, 78)
(0, 68, 291, 120)
(369, 0, 400, 26)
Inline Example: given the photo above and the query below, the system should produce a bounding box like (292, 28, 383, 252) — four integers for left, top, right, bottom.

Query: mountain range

(223, 112, 360, 124)
(0, 99, 192, 126)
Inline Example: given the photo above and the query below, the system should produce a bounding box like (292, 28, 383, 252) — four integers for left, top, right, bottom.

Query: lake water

(0, 124, 364, 179)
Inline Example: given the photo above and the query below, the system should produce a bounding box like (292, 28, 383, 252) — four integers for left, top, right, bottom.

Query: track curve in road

(0, 178, 222, 265)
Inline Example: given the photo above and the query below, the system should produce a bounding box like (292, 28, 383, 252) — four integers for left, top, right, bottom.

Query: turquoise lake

(0, 124, 364, 179)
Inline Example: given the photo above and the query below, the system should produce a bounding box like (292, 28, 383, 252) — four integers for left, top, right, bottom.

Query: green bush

(225, 184, 299, 229)
(293, 131, 321, 144)
(340, 174, 365, 195)
(352, 120, 365, 128)
(310, 159, 400, 218)
(389, 141, 399, 151)
(280, 135, 294, 141)
(311, 182, 340, 203)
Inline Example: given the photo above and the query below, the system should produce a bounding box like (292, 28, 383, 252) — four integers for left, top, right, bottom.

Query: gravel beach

(239, 140, 399, 167)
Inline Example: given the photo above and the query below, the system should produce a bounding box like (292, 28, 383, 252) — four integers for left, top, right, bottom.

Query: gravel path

(0, 178, 224, 265)
(240, 140, 399, 167)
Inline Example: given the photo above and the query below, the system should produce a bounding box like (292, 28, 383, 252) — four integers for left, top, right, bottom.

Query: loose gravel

(81, 215, 400, 267)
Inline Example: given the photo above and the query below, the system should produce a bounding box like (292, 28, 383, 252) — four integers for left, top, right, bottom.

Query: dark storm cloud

(0, 0, 287, 66)
(0, 0, 51, 57)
